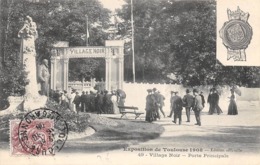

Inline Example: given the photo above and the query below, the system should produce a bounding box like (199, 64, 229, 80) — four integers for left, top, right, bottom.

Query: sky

(99, 0, 126, 11)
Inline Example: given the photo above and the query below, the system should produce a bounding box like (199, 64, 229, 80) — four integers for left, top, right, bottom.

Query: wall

(123, 83, 260, 114)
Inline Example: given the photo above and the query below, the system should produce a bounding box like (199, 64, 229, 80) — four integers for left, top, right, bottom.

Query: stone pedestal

(0, 95, 48, 116)
(23, 95, 48, 111)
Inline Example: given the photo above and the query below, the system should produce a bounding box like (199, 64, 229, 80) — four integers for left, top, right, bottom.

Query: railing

(68, 80, 96, 91)
(68, 79, 106, 92)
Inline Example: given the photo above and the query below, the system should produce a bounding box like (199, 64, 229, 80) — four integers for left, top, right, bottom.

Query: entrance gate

(50, 40, 124, 91)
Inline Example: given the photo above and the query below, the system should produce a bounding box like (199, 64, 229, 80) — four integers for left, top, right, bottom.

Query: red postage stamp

(10, 119, 54, 156)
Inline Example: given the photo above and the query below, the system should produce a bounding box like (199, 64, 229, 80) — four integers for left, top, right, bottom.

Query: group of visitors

(50, 89, 71, 109)
(166, 89, 204, 126)
(145, 88, 166, 122)
(145, 87, 239, 126)
(50, 89, 125, 114)
(207, 88, 223, 115)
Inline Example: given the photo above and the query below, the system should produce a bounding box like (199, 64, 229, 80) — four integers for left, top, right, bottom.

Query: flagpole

(86, 14, 89, 46)
(131, 0, 135, 83)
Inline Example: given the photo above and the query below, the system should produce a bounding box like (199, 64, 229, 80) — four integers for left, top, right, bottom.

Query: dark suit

(200, 94, 205, 107)
(73, 95, 81, 112)
(172, 95, 183, 124)
(95, 93, 104, 114)
(211, 92, 222, 114)
(182, 93, 194, 122)
(158, 93, 166, 117)
(80, 94, 86, 112)
(193, 95, 204, 126)
(153, 92, 161, 119)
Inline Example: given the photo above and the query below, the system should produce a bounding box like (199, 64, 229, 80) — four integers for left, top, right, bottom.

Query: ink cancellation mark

(10, 108, 68, 156)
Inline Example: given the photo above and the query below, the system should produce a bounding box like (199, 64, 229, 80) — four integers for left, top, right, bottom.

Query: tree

(117, 0, 260, 87)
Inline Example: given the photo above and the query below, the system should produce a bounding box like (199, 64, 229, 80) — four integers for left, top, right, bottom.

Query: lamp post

(85, 14, 89, 46)
(131, 0, 135, 83)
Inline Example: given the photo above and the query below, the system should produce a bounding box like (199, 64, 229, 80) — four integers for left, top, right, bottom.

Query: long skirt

(145, 109, 156, 122)
(228, 100, 238, 115)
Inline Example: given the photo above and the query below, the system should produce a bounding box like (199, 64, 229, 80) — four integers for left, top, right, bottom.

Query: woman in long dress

(111, 91, 119, 114)
(228, 89, 238, 115)
(145, 89, 155, 122)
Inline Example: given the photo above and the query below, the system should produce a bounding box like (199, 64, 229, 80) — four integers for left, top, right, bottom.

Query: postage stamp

(10, 108, 68, 156)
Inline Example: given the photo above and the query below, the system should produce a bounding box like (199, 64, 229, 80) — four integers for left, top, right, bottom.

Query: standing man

(168, 91, 175, 117)
(103, 90, 111, 114)
(199, 91, 205, 108)
(158, 91, 166, 118)
(80, 91, 86, 112)
(207, 89, 214, 114)
(211, 88, 223, 115)
(84, 91, 90, 112)
(96, 90, 104, 114)
(89, 90, 96, 112)
(172, 91, 183, 125)
(38, 59, 50, 97)
(182, 89, 194, 122)
(73, 92, 81, 113)
(192, 89, 204, 126)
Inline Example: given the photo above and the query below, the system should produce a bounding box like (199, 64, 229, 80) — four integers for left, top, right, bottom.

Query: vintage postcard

(0, 0, 259, 165)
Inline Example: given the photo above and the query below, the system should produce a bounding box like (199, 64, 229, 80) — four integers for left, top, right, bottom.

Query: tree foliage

(0, 0, 111, 102)
(117, 0, 260, 87)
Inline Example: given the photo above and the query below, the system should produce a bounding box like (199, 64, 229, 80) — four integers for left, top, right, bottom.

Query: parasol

(231, 86, 242, 96)
(117, 89, 126, 99)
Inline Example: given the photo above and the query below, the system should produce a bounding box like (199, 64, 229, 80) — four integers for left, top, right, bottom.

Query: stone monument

(18, 15, 39, 98)
(0, 16, 47, 116)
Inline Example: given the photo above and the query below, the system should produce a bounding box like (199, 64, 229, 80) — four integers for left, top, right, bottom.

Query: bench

(118, 106, 144, 119)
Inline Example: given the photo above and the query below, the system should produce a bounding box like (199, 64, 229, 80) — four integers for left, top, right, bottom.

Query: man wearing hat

(171, 91, 183, 125)
(182, 89, 194, 122)
(211, 88, 222, 115)
(192, 89, 204, 126)
(168, 91, 175, 117)
(80, 91, 86, 112)
(157, 91, 166, 118)
(199, 91, 205, 108)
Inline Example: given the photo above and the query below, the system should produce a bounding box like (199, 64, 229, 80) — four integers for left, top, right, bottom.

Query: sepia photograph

(0, 0, 259, 164)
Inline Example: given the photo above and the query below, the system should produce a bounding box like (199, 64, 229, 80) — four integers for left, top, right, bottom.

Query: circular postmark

(18, 108, 68, 156)
(220, 20, 252, 50)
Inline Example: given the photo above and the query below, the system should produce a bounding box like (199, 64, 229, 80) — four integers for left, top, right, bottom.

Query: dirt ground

(0, 101, 259, 165)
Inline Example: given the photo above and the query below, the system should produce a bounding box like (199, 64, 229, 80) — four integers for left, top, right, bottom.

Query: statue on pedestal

(18, 16, 39, 98)
(0, 16, 48, 115)
(17, 16, 47, 111)
(38, 59, 50, 97)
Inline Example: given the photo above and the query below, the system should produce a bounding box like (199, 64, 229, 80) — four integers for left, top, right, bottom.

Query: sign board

(64, 47, 106, 58)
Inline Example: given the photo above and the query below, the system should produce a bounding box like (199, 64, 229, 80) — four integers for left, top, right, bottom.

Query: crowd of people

(145, 87, 238, 126)
(49, 86, 238, 123)
(50, 89, 125, 114)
